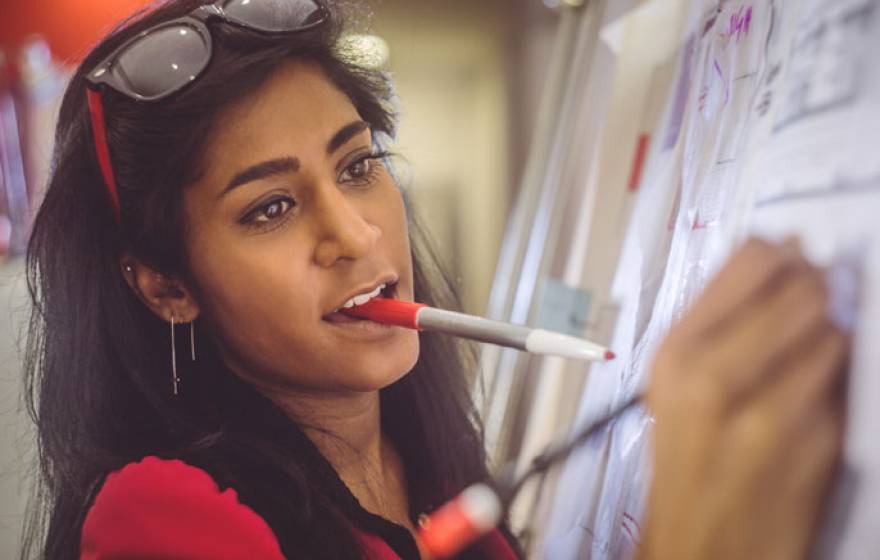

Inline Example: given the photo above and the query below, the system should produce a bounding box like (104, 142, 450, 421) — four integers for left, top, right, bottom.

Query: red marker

(416, 483, 503, 558)
(342, 299, 614, 362)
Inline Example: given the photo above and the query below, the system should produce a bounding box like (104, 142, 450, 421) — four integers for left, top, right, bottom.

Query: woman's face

(182, 60, 419, 395)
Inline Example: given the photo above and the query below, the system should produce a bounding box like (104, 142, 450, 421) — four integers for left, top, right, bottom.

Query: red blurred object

(416, 484, 504, 558)
(417, 496, 483, 558)
(0, 0, 154, 65)
(627, 133, 651, 192)
(0, 215, 11, 256)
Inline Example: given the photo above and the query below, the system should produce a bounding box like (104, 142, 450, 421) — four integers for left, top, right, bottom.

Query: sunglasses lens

(222, 0, 324, 32)
(115, 25, 210, 99)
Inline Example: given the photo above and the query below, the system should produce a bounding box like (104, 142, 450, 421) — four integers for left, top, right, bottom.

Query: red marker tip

(605, 351, 616, 361)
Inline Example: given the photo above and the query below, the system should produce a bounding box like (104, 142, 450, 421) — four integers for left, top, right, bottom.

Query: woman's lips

(322, 282, 398, 323)
(324, 311, 365, 324)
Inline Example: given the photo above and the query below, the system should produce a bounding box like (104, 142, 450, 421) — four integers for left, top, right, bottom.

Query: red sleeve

(80, 456, 285, 560)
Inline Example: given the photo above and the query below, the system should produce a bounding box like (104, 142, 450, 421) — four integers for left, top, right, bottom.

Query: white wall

(368, 0, 517, 314)
(0, 260, 33, 558)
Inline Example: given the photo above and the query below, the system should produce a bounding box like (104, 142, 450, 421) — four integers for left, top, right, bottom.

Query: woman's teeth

(338, 284, 385, 312)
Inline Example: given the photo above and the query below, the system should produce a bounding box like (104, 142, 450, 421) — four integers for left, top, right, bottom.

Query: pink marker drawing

(729, 5, 753, 41)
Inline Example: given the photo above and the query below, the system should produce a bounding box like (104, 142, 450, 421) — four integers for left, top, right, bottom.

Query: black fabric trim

(306, 434, 422, 559)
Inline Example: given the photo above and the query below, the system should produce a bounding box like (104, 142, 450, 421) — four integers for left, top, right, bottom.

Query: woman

(22, 0, 847, 558)
(25, 1, 519, 558)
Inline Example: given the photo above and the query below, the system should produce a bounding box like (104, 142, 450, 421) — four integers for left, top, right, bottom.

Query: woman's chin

(347, 337, 420, 391)
(232, 329, 420, 395)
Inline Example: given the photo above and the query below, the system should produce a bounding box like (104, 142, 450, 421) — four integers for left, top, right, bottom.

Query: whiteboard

(541, 1, 880, 558)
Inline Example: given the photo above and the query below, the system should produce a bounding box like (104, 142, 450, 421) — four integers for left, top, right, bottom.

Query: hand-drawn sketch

(774, 0, 875, 131)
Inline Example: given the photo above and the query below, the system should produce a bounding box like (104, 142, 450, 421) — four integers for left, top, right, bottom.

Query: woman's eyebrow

(219, 121, 369, 199)
(220, 157, 300, 198)
(327, 120, 370, 154)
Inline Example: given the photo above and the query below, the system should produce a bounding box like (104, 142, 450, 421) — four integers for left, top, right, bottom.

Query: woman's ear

(119, 254, 200, 323)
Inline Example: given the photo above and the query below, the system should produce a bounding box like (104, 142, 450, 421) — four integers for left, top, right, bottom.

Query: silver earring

(170, 313, 180, 396)
(190, 320, 196, 362)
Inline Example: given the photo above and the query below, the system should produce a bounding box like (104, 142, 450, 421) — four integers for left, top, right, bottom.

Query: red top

(80, 456, 518, 559)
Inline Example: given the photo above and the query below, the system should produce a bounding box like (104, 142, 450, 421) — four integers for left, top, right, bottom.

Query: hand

(638, 238, 849, 560)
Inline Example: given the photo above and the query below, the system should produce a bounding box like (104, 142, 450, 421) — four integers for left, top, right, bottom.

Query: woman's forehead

(196, 59, 364, 189)
(203, 60, 362, 162)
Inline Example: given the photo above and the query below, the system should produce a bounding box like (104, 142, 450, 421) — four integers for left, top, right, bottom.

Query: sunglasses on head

(85, 0, 328, 222)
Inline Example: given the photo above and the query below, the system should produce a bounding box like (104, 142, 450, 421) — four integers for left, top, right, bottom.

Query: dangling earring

(190, 320, 196, 362)
(170, 312, 181, 396)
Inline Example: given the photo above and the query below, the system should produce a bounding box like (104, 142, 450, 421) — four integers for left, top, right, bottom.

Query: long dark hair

(22, 1, 516, 558)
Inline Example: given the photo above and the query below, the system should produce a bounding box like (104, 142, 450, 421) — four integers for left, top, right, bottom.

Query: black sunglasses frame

(85, 0, 328, 102)
(84, 0, 328, 224)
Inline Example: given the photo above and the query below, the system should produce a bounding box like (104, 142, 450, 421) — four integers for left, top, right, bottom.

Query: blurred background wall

(0, 0, 560, 556)
(365, 0, 558, 314)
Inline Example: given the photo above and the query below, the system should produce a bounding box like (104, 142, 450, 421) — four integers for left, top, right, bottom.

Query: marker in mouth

(323, 282, 397, 324)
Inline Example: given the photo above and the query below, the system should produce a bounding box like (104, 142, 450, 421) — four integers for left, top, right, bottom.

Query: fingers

(783, 398, 846, 511)
(771, 325, 850, 427)
(702, 259, 831, 400)
(676, 237, 807, 341)
(734, 322, 848, 485)
(768, 400, 845, 560)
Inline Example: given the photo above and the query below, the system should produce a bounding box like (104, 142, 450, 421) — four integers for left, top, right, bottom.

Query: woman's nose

(311, 182, 381, 267)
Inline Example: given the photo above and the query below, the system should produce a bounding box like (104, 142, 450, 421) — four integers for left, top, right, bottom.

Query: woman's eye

(340, 152, 388, 184)
(348, 159, 370, 179)
(341, 158, 373, 183)
(244, 197, 295, 225)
